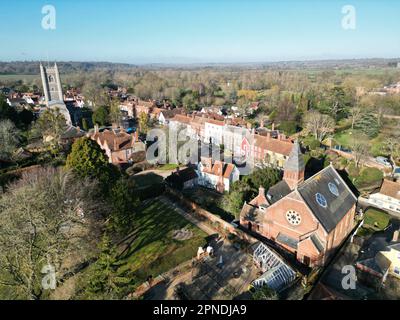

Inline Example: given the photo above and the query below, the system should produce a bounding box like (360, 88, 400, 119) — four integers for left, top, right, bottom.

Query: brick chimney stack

(271, 122, 275, 131)
(393, 229, 400, 242)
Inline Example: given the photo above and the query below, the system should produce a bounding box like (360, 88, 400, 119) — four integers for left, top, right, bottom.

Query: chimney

(94, 124, 99, 133)
(258, 186, 265, 198)
(134, 130, 138, 142)
(393, 230, 400, 242)
(271, 122, 275, 131)
(260, 119, 264, 128)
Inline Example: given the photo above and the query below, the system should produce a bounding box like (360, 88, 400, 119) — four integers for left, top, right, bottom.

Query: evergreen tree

(66, 137, 120, 190)
(109, 178, 139, 234)
(86, 234, 122, 299)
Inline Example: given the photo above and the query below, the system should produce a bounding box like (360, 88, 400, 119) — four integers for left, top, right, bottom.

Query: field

(117, 199, 207, 284)
(0, 74, 39, 82)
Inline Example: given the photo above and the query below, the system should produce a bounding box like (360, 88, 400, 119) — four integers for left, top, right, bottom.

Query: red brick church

(240, 141, 357, 267)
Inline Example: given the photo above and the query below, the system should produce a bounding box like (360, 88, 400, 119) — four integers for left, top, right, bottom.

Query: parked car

(375, 156, 392, 167)
(393, 166, 400, 178)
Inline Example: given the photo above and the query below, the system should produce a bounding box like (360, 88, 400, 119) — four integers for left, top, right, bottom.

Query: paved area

(145, 240, 258, 300)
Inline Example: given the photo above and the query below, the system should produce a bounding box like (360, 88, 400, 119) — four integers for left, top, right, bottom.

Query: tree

(31, 108, 68, 151)
(0, 167, 103, 299)
(138, 112, 149, 134)
(81, 118, 89, 131)
(223, 180, 252, 219)
(0, 119, 20, 160)
(18, 109, 34, 129)
(109, 178, 139, 234)
(85, 234, 123, 299)
(182, 94, 197, 112)
(351, 139, 369, 168)
(355, 113, 380, 138)
(92, 105, 109, 126)
(251, 286, 279, 300)
(0, 94, 18, 124)
(349, 106, 363, 130)
(66, 137, 120, 190)
(303, 110, 335, 142)
(109, 98, 122, 126)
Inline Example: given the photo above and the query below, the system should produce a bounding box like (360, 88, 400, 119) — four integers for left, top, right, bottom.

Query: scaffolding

(252, 242, 297, 292)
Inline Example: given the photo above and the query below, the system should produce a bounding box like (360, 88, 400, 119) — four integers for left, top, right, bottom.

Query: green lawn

(130, 172, 164, 189)
(117, 199, 207, 284)
(363, 208, 390, 230)
(352, 167, 383, 189)
(157, 163, 179, 171)
(357, 209, 390, 237)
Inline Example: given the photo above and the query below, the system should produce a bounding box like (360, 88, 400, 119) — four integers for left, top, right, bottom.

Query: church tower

(283, 140, 305, 190)
(40, 63, 72, 126)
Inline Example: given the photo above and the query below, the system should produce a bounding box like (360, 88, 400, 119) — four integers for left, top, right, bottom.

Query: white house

(368, 180, 400, 214)
(204, 119, 225, 145)
(197, 157, 240, 193)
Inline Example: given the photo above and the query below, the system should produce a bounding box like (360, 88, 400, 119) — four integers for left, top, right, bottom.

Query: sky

(1, 0, 400, 64)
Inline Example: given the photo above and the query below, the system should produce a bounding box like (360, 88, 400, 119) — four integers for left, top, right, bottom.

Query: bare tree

(0, 119, 20, 160)
(303, 110, 335, 142)
(349, 106, 363, 130)
(351, 140, 369, 168)
(0, 167, 104, 299)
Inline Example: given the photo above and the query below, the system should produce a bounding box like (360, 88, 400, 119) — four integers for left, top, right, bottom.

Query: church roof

(267, 180, 291, 204)
(284, 140, 305, 172)
(297, 165, 357, 233)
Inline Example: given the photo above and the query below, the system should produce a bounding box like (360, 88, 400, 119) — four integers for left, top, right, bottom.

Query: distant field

(0, 74, 39, 82)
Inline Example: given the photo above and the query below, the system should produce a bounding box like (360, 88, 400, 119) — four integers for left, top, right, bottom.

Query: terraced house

(240, 141, 357, 267)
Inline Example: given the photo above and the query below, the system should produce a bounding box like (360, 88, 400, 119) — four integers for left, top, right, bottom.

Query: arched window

(48, 75, 54, 82)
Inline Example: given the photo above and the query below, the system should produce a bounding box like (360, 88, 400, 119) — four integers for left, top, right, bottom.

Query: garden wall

(165, 186, 258, 245)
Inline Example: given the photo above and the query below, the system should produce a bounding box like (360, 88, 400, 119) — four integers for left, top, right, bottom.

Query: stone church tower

(40, 63, 72, 126)
(283, 140, 305, 190)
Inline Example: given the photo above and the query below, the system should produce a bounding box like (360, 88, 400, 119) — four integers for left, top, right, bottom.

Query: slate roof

(284, 141, 305, 172)
(277, 233, 298, 249)
(297, 165, 357, 233)
(165, 167, 198, 189)
(267, 180, 291, 204)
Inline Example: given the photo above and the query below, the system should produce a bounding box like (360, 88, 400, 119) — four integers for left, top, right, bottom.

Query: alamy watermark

(145, 126, 255, 176)
(41, 264, 56, 290)
(41, 5, 56, 30)
(342, 5, 356, 30)
(341, 265, 357, 290)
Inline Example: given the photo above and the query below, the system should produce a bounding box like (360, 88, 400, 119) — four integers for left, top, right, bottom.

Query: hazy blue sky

(1, 0, 400, 63)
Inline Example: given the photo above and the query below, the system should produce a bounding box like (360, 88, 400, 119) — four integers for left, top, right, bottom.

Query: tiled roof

(254, 134, 293, 156)
(379, 179, 400, 200)
(89, 129, 135, 152)
(201, 159, 236, 178)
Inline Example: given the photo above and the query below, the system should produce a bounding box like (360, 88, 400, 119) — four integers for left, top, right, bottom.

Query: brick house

(240, 141, 357, 267)
(88, 126, 145, 164)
